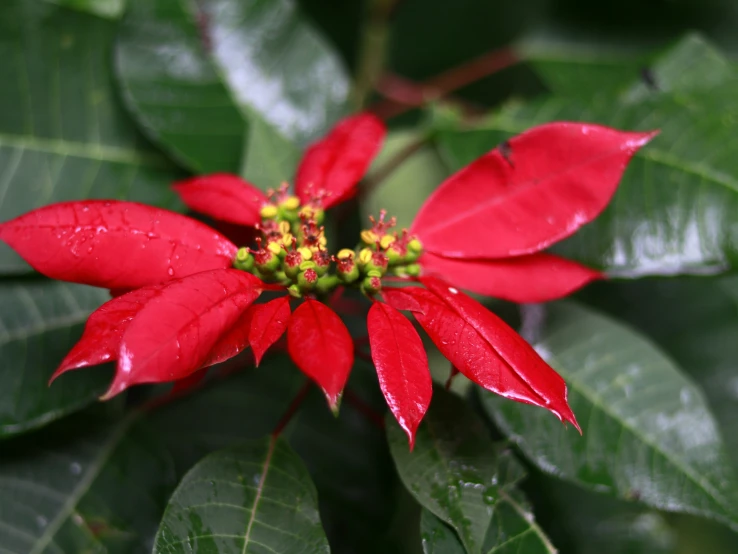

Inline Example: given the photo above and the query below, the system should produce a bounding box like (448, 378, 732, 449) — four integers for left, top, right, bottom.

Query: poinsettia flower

(0, 112, 656, 447)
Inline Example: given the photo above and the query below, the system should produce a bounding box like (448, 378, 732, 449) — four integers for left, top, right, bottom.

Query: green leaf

(435, 34, 738, 277)
(531, 475, 677, 554)
(481, 301, 738, 530)
(363, 131, 447, 230)
(577, 276, 738, 465)
(518, 29, 647, 97)
(153, 437, 330, 553)
(45, 0, 125, 19)
(116, 0, 348, 180)
(0, 0, 183, 274)
(420, 509, 465, 554)
(0, 408, 176, 554)
(387, 387, 555, 554)
(289, 366, 401, 553)
(0, 280, 110, 437)
(147, 355, 305, 476)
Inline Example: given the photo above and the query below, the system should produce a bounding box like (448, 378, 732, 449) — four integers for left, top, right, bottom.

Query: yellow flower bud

(379, 234, 396, 250)
(281, 196, 300, 210)
(408, 238, 423, 253)
(267, 242, 283, 256)
(280, 233, 294, 247)
(299, 206, 316, 219)
(360, 230, 379, 245)
(297, 247, 313, 261)
(358, 248, 373, 266)
(260, 204, 278, 219)
(318, 235, 327, 247)
(278, 221, 291, 235)
(336, 249, 355, 260)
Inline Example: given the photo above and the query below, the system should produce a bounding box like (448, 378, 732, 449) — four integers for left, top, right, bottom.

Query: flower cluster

(0, 113, 655, 445)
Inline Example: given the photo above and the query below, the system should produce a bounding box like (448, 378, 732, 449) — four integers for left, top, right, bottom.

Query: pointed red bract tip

(411, 122, 659, 259)
(248, 296, 291, 366)
(103, 269, 263, 398)
(383, 279, 579, 429)
(287, 299, 354, 409)
(172, 173, 267, 227)
(50, 285, 166, 386)
(367, 302, 431, 448)
(295, 113, 386, 210)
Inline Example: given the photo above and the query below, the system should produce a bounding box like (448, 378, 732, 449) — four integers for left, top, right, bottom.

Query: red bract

(367, 302, 432, 449)
(172, 173, 267, 227)
(172, 113, 386, 222)
(247, 296, 292, 366)
(295, 113, 386, 208)
(0, 113, 654, 447)
(287, 299, 354, 409)
(411, 123, 657, 258)
(0, 200, 237, 289)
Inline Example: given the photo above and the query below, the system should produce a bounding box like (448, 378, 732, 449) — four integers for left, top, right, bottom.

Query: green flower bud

(405, 263, 421, 277)
(297, 268, 319, 291)
(361, 274, 382, 294)
(233, 247, 254, 271)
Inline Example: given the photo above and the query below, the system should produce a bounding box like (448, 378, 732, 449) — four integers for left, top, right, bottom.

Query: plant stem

(351, 0, 398, 109)
(369, 46, 520, 119)
(272, 381, 312, 437)
(361, 134, 428, 198)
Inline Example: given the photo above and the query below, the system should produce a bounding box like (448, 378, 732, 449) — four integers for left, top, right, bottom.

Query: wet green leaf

(153, 437, 330, 554)
(0, 280, 110, 437)
(0, 0, 183, 274)
(0, 408, 176, 554)
(420, 509, 465, 554)
(436, 34, 738, 277)
(387, 387, 555, 554)
(116, 0, 348, 180)
(482, 301, 738, 530)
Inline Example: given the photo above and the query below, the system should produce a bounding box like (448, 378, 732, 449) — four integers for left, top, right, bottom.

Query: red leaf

(295, 113, 386, 209)
(411, 122, 657, 258)
(420, 252, 603, 303)
(103, 269, 263, 398)
(172, 173, 267, 227)
(51, 285, 165, 383)
(287, 299, 354, 408)
(0, 201, 238, 289)
(367, 302, 432, 448)
(200, 309, 254, 369)
(382, 278, 580, 431)
(248, 296, 292, 366)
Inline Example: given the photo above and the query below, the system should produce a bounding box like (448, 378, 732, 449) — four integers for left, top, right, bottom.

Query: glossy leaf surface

(420, 251, 603, 303)
(0, 1, 182, 274)
(0, 410, 176, 554)
(482, 301, 738, 529)
(248, 296, 291, 366)
(53, 285, 165, 380)
(387, 387, 555, 554)
(411, 122, 655, 258)
(382, 279, 579, 430)
(287, 299, 353, 408)
(108, 269, 262, 397)
(116, 0, 348, 175)
(580, 276, 738, 464)
(153, 438, 330, 553)
(295, 113, 386, 208)
(367, 302, 431, 447)
(437, 36, 738, 276)
(0, 281, 110, 437)
(0, 201, 237, 289)
(172, 174, 267, 227)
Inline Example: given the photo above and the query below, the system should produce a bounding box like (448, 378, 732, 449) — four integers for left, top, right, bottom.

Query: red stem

(369, 46, 520, 119)
(272, 380, 312, 437)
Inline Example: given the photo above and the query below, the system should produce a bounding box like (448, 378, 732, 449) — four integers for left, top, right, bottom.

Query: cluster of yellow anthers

(232, 186, 422, 297)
